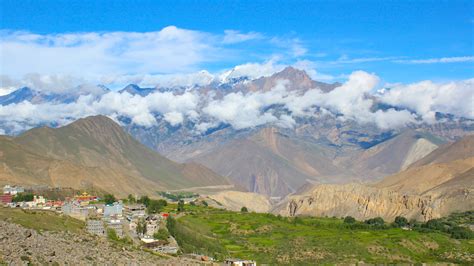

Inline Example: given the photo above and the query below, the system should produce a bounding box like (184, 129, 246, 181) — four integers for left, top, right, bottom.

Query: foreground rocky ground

(0, 221, 198, 265)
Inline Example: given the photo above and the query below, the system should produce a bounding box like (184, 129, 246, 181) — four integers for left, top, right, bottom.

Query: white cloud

(379, 79, 474, 121)
(394, 56, 474, 64)
(1, 27, 219, 78)
(0, 65, 471, 134)
(222, 30, 263, 44)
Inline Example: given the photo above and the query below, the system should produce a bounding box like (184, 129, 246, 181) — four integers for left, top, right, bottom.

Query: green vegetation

(153, 228, 170, 242)
(0, 207, 84, 233)
(135, 195, 167, 214)
(241, 206, 248, 213)
(343, 216, 356, 224)
(177, 200, 185, 212)
(136, 218, 147, 236)
(168, 205, 474, 264)
(147, 199, 167, 214)
(158, 191, 198, 202)
(12, 192, 34, 202)
(411, 211, 474, 240)
(103, 194, 116, 205)
(394, 216, 409, 227)
(127, 194, 136, 203)
(137, 195, 151, 206)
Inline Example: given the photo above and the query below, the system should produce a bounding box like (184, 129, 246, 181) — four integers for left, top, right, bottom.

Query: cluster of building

(1, 185, 64, 210)
(1, 185, 257, 262)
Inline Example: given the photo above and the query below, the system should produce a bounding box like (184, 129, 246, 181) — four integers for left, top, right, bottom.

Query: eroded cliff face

(273, 181, 473, 221)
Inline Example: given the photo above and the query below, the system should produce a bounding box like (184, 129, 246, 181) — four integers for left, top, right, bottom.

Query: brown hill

(274, 135, 474, 221)
(191, 127, 352, 196)
(339, 130, 442, 179)
(0, 115, 229, 197)
(409, 134, 474, 167)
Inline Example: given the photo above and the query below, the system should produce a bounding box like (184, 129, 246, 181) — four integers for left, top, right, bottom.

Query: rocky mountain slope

(273, 135, 474, 221)
(205, 190, 272, 213)
(191, 127, 353, 196)
(0, 115, 229, 196)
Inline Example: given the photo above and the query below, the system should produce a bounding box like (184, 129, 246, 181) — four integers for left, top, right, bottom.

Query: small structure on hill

(224, 258, 257, 266)
(86, 219, 105, 236)
(3, 185, 24, 195)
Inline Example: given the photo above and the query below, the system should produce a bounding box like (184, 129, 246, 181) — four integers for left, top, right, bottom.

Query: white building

(224, 259, 257, 266)
(3, 185, 24, 195)
(86, 219, 105, 236)
(104, 202, 123, 217)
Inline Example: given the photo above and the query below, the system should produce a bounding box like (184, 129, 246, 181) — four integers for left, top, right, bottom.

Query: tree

(449, 226, 473, 239)
(365, 217, 385, 226)
(423, 219, 444, 231)
(147, 199, 167, 214)
(103, 194, 116, 205)
(127, 194, 136, 204)
(240, 206, 248, 213)
(12, 193, 34, 202)
(138, 195, 151, 207)
(177, 200, 185, 212)
(153, 228, 170, 241)
(344, 216, 356, 224)
(136, 218, 147, 236)
(394, 216, 408, 227)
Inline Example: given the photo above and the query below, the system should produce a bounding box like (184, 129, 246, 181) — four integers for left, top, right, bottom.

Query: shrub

(147, 199, 167, 214)
(107, 228, 119, 241)
(423, 219, 444, 231)
(365, 217, 385, 227)
(344, 216, 356, 224)
(103, 194, 116, 205)
(448, 226, 473, 239)
(137, 195, 151, 207)
(13, 193, 34, 202)
(241, 206, 249, 213)
(394, 216, 408, 227)
(177, 200, 185, 212)
(153, 228, 170, 241)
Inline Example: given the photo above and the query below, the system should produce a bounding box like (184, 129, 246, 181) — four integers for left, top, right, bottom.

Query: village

(0, 185, 257, 266)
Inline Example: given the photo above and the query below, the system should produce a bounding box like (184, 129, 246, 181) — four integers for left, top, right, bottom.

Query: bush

(423, 219, 444, 231)
(153, 228, 170, 241)
(394, 216, 408, 227)
(365, 217, 385, 227)
(13, 193, 34, 202)
(107, 228, 119, 241)
(103, 194, 116, 205)
(177, 200, 185, 212)
(241, 206, 248, 213)
(344, 216, 356, 224)
(137, 195, 151, 207)
(147, 199, 167, 214)
(448, 226, 473, 239)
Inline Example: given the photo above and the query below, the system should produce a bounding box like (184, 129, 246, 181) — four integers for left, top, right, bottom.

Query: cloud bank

(0, 69, 472, 135)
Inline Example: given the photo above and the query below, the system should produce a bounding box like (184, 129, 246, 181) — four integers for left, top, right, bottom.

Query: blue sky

(1, 0, 473, 86)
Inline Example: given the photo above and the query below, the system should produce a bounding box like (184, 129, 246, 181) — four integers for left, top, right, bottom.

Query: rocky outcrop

(206, 190, 272, 213)
(273, 136, 474, 221)
(273, 183, 444, 221)
(0, 221, 195, 265)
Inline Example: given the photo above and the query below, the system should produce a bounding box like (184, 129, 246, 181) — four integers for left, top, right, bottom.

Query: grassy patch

(170, 206, 474, 264)
(0, 207, 84, 233)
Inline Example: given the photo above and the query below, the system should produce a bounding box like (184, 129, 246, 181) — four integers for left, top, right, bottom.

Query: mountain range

(0, 115, 230, 197)
(273, 135, 474, 221)
(0, 67, 473, 219)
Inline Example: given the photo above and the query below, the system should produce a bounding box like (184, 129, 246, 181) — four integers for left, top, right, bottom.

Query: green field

(0, 207, 84, 233)
(166, 205, 474, 264)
